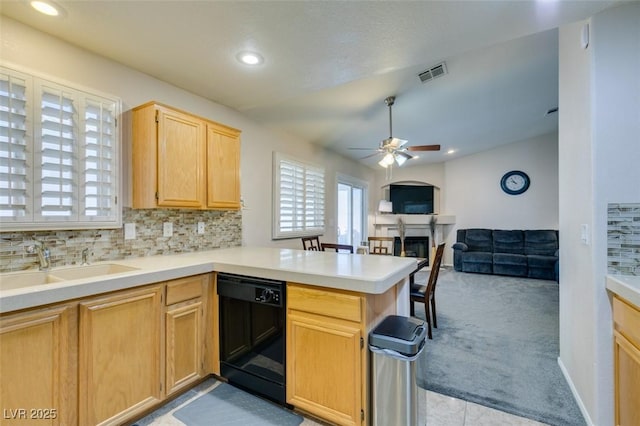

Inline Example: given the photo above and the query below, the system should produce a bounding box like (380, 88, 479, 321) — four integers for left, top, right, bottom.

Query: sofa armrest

(555, 249, 559, 257)
(452, 242, 468, 251)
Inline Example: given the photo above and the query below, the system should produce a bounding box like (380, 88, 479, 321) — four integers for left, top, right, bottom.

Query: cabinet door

(287, 313, 362, 426)
(614, 331, 640, 426)
(207, 124, 241, 209)
(157, 107, 206, 208)
(166, 301, 203, 396)
(0, 304, 76, 426)
(79, 286, 162, 426)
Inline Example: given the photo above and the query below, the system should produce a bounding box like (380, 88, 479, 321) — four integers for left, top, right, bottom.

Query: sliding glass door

(337, 176, 367, 247)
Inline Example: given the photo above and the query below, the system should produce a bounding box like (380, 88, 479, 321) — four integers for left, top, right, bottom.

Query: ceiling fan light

(383, 153, 395, 165)
(395, 154, 407, 166)
(378, 158, 390, 168)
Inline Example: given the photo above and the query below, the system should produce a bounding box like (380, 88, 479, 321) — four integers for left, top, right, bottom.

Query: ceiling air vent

(418, 62, 448, 83)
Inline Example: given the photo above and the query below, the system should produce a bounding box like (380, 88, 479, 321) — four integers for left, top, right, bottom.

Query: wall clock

(500, 170, 530, 195)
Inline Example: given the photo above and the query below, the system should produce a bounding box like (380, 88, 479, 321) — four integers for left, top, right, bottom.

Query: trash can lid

(369, 315, 427, 356)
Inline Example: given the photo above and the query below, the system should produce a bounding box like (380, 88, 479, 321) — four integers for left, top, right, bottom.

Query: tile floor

(136, 378, 548, 426)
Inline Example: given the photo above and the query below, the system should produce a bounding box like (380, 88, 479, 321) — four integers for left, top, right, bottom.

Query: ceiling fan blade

(348, 147, 380, 151)
(359, 152, 383, 160)
(406, 144, 441, 152)
(396, 151, 413, 160)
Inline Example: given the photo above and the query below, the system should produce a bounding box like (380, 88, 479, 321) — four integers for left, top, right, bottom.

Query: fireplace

(394, 236, 430, 258)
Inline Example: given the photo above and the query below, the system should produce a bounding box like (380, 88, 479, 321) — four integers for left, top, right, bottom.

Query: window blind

(273, 153, 324, 239)
(0, 70, 31, 221)
(0, 65, 120, 230)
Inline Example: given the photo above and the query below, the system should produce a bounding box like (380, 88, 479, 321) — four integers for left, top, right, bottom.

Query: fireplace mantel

(373, 214, 456, 227)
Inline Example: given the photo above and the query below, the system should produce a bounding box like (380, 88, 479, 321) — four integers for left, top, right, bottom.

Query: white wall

(559, 3, 640, 425)
(0, 17, 375, 249)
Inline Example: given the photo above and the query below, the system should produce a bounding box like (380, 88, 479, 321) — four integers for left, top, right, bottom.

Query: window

(337, 175, 367, 246)
(273, 152, 325, 239)
(0, 65, 120, 230)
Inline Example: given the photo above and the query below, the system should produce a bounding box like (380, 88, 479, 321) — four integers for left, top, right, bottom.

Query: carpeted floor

(414, 269, 585, 426)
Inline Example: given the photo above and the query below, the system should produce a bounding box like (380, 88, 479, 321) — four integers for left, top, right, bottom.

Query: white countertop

(0, 247, 418, 313)
(606, 274, 640, 307)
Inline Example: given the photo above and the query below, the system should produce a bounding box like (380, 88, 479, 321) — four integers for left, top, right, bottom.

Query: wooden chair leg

(431, 298, 437, 329)
(425, 301, 432, 340)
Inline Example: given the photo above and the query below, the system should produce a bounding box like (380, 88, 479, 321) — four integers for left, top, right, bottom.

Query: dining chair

(368, 236, 394, 255)
(301, 236, 321, 251)
(321, 243, 354, 253)
(410, 242, 445, 339)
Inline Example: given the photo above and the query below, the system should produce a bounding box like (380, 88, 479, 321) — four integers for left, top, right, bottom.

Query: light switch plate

(197, 222, 205, 234)
(124, 223, 136, 240)
(163, 222, 173, 237)
(580, 224, 590, 245)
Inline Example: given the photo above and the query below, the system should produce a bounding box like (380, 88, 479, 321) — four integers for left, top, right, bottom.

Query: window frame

(272, 152, 325, 240)
(0, 64, 121, 231)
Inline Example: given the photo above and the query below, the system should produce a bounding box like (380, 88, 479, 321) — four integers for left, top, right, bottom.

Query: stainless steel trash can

(369, 315, 426, 426)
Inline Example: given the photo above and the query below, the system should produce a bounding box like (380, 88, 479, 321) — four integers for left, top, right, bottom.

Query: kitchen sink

(0, 263, 140, 291)
(48, 263, 139, 281)
(0, 271, 65, 291)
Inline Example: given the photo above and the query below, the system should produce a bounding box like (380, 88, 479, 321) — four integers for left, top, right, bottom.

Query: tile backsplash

(0, 208, 242, 273)
(608, 203, 640, 276)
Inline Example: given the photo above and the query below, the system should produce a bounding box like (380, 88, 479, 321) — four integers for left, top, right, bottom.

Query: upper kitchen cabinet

(132, 102, 241, 210)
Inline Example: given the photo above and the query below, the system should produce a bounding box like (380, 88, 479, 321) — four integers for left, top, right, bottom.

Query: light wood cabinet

(0, 303, 77, 426)
(132, 101, 240, 210)
(613, 295, 640, 426)
(207, 123, 241, 209)
(287, 283, 365, 426)
(164, 275, 207, 396)
(78, 286, 163, 426)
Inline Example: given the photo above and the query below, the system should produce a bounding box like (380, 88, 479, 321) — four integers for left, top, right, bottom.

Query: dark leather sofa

(452, 229, 559, 281)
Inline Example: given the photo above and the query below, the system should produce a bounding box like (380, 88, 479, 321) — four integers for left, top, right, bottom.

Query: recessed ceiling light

(30, 0, 63, 16)
(236, 51, 264, 66)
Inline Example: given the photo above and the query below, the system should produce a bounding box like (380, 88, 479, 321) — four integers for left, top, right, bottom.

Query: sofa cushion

(528, 255, 558, 280)
(493, 230, 524, 254)
(524, 230, 558, 256)
(493, 253, 527, 266)
(464, 229, 493, 252)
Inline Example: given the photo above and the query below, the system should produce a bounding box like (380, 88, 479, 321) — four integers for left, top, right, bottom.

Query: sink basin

(0, 271, 64, 291)
(49, 263, 139, 281)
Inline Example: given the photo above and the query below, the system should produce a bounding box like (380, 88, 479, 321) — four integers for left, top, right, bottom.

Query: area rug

(414, 269, 585, 426)
(173, 382, 303, 426)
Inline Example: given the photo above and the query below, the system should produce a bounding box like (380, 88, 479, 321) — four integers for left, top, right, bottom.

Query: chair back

(302, 236, 321, 251)
(368, 236, 394, 255)
(427, 243, 446, 296)
(321, 243, 354, 253)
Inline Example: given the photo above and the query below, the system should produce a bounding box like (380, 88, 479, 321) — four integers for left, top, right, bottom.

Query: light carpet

(414, 269, 585, 426)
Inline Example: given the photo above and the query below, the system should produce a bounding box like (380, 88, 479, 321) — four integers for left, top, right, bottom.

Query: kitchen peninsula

(0, 247, 416, 426)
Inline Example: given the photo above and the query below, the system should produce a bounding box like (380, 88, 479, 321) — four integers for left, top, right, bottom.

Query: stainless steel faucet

(81, 248, 90, 265)
(27, 240, 51, 271)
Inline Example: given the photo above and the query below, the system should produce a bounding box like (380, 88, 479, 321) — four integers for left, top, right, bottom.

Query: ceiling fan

(350, 96, 440, 167)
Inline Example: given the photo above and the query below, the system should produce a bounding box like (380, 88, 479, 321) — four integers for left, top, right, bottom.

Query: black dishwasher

(217, 273, 286, 404)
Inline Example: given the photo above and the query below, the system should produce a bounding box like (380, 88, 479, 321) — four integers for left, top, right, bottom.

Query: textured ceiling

(0, 0, 619, 167)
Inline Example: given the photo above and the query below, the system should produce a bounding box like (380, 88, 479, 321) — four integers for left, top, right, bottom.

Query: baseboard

(557, 357, 595, 426)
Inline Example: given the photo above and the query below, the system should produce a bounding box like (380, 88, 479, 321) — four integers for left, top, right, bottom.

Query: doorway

(337, 176, 367, 247)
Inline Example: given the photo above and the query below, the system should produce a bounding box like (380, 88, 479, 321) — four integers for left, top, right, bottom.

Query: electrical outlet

(163, 222, 173, 237)
(197, 222, 205, 234)
(124, 223, 136, 240)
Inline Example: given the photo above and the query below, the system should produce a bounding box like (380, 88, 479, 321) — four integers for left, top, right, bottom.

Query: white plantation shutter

(0, 65, 120, 230)
(273, 153, 325, 239)
(81, 97, 117, 221)
(0, 69, 32, 222)
(35, 82, 78, 220)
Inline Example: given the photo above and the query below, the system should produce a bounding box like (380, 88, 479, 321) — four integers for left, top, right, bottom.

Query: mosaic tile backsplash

(608, 203, 640, 276)
(0, 208, 242, 273)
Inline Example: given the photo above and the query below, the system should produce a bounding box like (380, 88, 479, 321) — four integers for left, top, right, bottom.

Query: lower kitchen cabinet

(165, 275, 207, 396)
(78, 286, 163, 426)
(613, 295, 640, 426)
(0, 303, 77, 426)
(286, 283, 365, 426)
